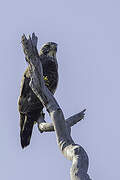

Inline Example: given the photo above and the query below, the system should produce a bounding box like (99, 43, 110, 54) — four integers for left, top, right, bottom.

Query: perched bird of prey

(18, 42, 58, 148)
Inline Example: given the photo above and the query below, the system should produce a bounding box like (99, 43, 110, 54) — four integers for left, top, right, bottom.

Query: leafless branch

(21, 33, 91, 180)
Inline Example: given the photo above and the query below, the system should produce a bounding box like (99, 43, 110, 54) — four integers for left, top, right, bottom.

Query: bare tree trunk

(21, 33, 92, 180)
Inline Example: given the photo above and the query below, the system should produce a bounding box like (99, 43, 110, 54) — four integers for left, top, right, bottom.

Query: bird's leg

(37, 111, 46, 133)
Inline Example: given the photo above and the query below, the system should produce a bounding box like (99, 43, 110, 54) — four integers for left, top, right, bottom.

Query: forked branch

(21, 33, 91, 180)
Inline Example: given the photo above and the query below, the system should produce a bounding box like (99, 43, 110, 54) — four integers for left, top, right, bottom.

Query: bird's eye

(45, 45, 50, 49)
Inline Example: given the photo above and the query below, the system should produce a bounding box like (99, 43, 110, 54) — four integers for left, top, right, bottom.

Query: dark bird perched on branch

(18, 42, 58, 148)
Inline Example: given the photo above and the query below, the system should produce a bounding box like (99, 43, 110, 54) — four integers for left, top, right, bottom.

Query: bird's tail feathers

(20, 114, 34, 149)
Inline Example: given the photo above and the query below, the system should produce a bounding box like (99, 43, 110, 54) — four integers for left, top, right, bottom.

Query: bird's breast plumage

(42, 58, 58, 93)
(18, 56, 58, 113)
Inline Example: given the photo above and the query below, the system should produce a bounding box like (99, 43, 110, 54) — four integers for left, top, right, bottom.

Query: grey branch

(21, 33, 91, 180)
(38, 109, 86, 133)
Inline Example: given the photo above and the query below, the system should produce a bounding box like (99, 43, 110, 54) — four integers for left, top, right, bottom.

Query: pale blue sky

(0, 0, 120, 179)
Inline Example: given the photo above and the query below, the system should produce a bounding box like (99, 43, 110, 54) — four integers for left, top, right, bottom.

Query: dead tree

(21, 33, 91, 180)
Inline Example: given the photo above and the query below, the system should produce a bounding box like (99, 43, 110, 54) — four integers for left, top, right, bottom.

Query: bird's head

(40, 42, 57, 58)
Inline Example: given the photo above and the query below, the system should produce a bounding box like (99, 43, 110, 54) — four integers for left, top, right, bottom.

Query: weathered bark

(37, 109, 86, 133)
(21, 33, 91, 180)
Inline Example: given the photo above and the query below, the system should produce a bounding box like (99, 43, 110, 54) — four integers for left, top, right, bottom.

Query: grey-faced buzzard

(18, 42, 58, 148)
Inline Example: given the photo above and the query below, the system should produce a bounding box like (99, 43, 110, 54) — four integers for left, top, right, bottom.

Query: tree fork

(38, 109, 86, 133)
